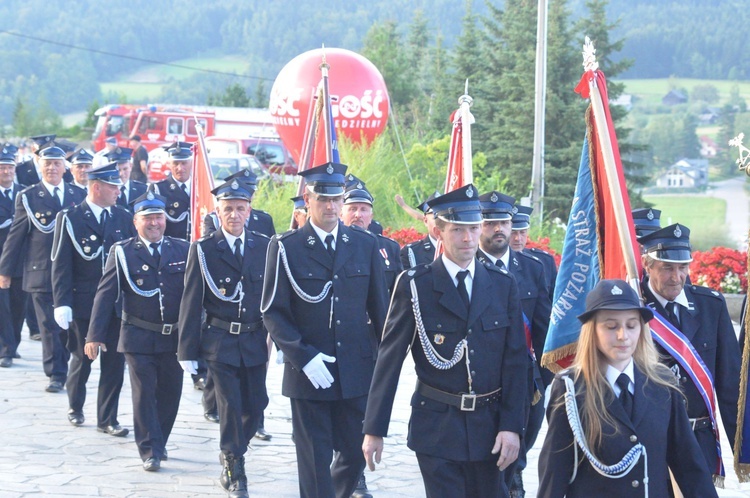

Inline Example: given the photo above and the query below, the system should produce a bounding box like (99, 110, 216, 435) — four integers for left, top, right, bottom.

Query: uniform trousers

(26, 295, 40, 336)
(416, 452, 507, 498)
(125, 351, 183, 461)
(0, 277, 25, 358)
(202, 366, 218, 414)
(67, 314, 125, 426)
(290, 395, 367, 498)
(31, 291, 69, 382)
(208, 359, 268, 459)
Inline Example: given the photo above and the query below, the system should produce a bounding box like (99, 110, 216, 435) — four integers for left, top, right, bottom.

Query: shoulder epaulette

(249, 230, 270, 240)
(403, 263, 431, 280)
(197, 231, 216, 242)
(517, 250, 544, 267)
(690, 285, 724, 299)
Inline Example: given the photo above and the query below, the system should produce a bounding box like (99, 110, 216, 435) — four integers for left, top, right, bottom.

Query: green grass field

(621, 78, 750, 107)
(99, 55, 251, 102)
(641, 194, 730, 250)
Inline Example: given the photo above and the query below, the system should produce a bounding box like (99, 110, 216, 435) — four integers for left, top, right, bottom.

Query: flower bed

(689, 247, 747, 294)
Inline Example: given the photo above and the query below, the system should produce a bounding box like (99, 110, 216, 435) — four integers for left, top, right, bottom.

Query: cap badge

(347, 174, 354, 181)
(242, 170, 249, 177)
(146, 192, 154, 200)
(674, 225, 682, 238)
(231, 180, 239, 190)
(2, 148, 6, 154)
(490, 192, 498, 203)
(466, 186, 474, 198)
(646, 209, 654, 221)
(611, 285, 623, 295)
(326, 164, 334, 175)
(512, 206, 518, 215)
(433, 334, 445, 345)
(356, 182, 363, 189)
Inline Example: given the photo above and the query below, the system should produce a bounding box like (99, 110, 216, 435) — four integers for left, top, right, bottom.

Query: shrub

(689, 247, 747, 294)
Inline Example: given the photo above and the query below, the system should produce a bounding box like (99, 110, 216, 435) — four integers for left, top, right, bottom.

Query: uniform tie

(150, 242, 161, 266)
(456, 270, 471, 311)
(665, 301, 681, 330)
(120, 186, 127, 203)
(495, 259, 506, 270)
(616, 373, 633, 418)
(100, 209, 109, 227)
(53, 186, 62, 208)
(180, 183, 188, 196)
(3, 188, 12, 201)
(325, 234, 335, 259)
(233, 238, 243, 266)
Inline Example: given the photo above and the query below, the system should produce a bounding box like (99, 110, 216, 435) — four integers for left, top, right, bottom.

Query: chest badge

(142, 264, 149, 271)
(136, 279, 143, 286)
(219, 288, 226, 295)
(83, 246, 91, 253)
(433, 334, 445, 345)
(90, 235, 97, 241)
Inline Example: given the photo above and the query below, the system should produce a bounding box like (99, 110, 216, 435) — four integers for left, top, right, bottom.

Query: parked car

(205, 136, 298, 176)
(147, 149, 267, 183)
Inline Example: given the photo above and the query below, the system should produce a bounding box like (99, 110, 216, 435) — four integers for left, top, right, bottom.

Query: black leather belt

(122, 312, 176, 335)
(416, 380, 502, 412)
(207, 316, 263, 335)
(689, 416, 712, 431)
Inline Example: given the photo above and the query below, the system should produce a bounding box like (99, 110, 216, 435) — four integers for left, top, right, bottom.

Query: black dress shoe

(143, 457, 161, 471)
(67, 411, 85, 426)
(254, 427, 272, 441)
(13, 352, 21, 359)
(29, 333, 41, 341)
(351, 473, 372, 498)
(46, 380, 63, 393)
(0, 357, 12, 368)
(193, 377, 206, 391)
(204, 412, 220, 424)
(98, 424, 129, 437)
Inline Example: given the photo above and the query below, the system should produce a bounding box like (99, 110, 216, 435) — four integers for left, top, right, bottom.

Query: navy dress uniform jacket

(538, 368, 718, 498)
(154, 176, 190, 240)
(178, 229, 270, 368)
(362, 259, 527, 461)
(376, 233, 403, 295)
(0, 183, 24, 277)
(89, 236, 189, 354)
(525, 247, 557, 300)
(116, 180, 148, 213)
(0, 182, 85, 292)
(400, 235, 435, 270)
(201, 208, 276, 238)
(642, 284, 741, 463)
(262, 221, 389, 401)
(51, 202, 135, 320)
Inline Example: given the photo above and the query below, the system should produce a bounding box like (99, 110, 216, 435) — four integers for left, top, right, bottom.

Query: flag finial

(582, 36, 599, 72)
(729, 133, 750, 176)
(458, 78, 473, 108)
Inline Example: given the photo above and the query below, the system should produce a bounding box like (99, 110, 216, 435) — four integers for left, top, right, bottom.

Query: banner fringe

(541, 344, 578, 374)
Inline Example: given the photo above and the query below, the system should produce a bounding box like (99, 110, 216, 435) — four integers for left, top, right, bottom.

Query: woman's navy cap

(426, 184, 483, 224)
(87, 162, 123, 186)
(70, 149, 94, 165)
(479, 191, 516, 220)
(632, 208, 662, 238)
(164, 141, 194, 160)
(512, 205, 533, 230)
(212, 179, 254, 201)
(133, 189, 167, 215)
(105, 147, 133, 163)
(299, 162, 348, 196)
(577, 279, 653, 323)
(636, 223, 692, 263)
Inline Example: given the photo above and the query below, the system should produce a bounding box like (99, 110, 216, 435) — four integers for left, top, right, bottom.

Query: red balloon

(269, 48, 390, 167)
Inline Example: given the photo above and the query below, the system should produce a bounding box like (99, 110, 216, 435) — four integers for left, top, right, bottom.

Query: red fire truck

(91, 104, 277, 152)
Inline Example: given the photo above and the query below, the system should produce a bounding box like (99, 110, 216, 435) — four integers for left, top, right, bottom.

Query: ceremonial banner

(541, 41, 640, 372)
(736, 244, 750, 481)
(190, 125, 215, 241)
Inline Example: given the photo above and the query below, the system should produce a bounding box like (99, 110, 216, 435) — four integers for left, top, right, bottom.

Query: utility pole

(529, 0, 548, 222)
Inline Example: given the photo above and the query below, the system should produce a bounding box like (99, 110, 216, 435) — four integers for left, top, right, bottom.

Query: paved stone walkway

(2, 330, 750, 497)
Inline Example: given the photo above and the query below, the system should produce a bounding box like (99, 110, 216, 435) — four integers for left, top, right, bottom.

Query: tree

(691, 84, 720, 104)
(208, 83, 251, 107)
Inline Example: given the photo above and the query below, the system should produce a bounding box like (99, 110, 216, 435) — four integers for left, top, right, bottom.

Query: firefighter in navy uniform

(202, 168, 276, 238)
(15, 134, 74, 186)
(88, 190, 188, 471)
(632, 207, 661, 239)
(105, 146, 147, 214)
(68, 149, 94, 192)
(475, 191, 551, 498)
(0, 145, 86, 392)
(0, 147, 26, 367)
(178, 178, 271, 497)
(262, 162, 388, 498)
(509, 205, 557, 301)
(399, 192, 441, 269)
(344, 174, 384, 236)
(154, 142, 193, 240)
(341, 180, 402, 296)
(638, 223, 741, 477)
(363, 184, 527, 498)
(51, 162, 135, 433)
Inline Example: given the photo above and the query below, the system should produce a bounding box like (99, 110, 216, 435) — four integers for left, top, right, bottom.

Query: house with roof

(654, 158, 709, 189)
(662, 89, 688, 106)
(699, 136, 718, 157)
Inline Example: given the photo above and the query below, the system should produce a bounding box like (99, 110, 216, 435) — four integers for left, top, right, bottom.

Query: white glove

(54, 306, 73, 330)
(276, 347, 284, 365)
(302, 353, 336, 389)
(179, 360, 198, 375)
